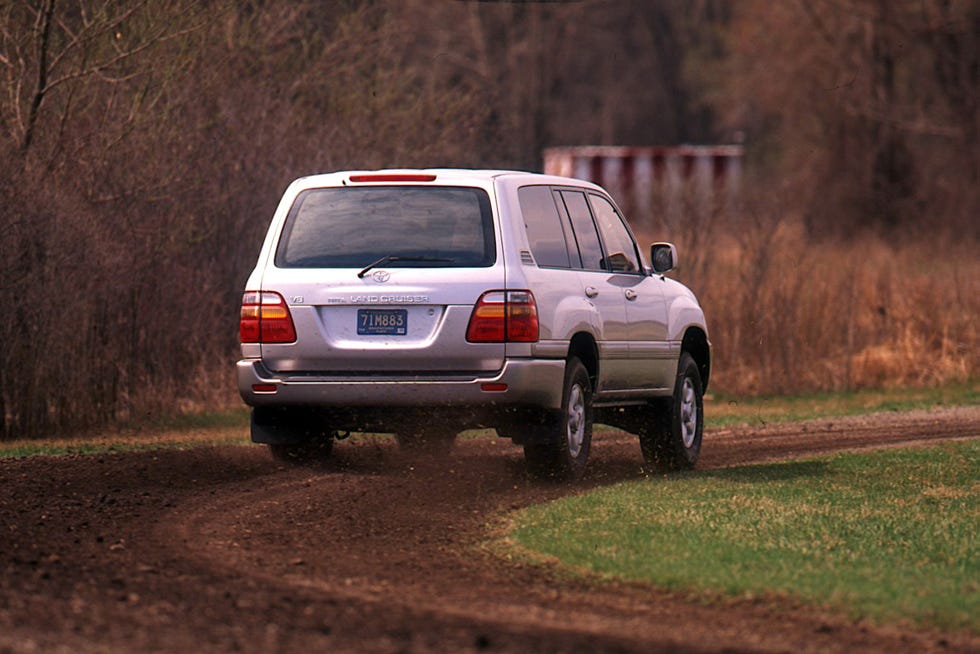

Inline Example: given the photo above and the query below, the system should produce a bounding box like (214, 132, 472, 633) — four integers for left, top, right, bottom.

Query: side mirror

(650, 242, 678, 274)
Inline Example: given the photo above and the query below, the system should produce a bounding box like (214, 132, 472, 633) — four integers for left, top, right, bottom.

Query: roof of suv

(292, 168, 604, 191)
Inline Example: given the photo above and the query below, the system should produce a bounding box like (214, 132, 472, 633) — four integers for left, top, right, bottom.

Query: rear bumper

(237, 358, 565, 411)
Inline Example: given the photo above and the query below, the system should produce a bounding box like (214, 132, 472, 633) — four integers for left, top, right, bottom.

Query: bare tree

(0, 0, 209, 168)
(716, 0, 978, 235)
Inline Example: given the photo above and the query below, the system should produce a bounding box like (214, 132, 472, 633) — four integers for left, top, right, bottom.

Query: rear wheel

(252, 407, 335, 464)
(639, 352, 703, 470)
(524, 357, 592, 481)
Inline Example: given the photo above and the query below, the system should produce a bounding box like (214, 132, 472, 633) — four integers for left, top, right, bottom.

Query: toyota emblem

(372, 270, 391, 283)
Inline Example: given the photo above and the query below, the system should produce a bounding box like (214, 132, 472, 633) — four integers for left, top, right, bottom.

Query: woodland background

(1, 0, 977, 438)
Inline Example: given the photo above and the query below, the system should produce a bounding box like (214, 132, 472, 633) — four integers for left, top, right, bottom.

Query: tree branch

(22, 0, 55, 152)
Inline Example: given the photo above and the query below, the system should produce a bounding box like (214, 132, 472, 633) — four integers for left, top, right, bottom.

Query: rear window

(275, 186, 496, 268)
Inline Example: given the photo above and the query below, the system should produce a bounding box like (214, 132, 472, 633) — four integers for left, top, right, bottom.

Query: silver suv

(237, 169, 710, 479)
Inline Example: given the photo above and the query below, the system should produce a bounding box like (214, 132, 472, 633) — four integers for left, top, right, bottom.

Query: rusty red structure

(543, 145, 743, 228)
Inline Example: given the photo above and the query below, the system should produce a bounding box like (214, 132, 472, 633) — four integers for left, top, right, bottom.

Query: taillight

(240, 291, 296, 343)
(348, 174, 437, 183)
(466, 291, 539, 343)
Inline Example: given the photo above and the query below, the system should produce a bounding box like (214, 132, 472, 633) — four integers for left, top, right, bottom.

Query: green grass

(0, 433, 251, 458)
(0, 408, 251, 458)
(508, 440, 980, 632)
(126, 407, 251, 431)
(705, 379, 979, 427)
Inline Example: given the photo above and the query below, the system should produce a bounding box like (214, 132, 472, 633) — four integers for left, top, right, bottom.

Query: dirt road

(1, 407, 977, 653)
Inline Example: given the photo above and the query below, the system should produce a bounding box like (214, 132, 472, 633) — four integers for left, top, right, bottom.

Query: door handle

(624, 289, 637, 301)
(585, 286, 598, 298)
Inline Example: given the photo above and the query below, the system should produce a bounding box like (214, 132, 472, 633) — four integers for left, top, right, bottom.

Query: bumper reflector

(252, 384, 278, 393)
(481, 383, 508, 392)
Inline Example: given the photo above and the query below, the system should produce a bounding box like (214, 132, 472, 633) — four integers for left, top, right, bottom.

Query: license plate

(357, 309, 408, 336)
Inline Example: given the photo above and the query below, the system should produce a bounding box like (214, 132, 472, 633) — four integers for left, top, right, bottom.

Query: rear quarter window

(518, 185, 572, 268)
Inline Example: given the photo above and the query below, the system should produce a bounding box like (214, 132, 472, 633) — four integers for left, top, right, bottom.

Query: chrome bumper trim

(237, 358, 565, 410)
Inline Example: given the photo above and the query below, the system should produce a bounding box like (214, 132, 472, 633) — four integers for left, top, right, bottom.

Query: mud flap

(250, 407, 319, 445)
(501, 409, 562, 446)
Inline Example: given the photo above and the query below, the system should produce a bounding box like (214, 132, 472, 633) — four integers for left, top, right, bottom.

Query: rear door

(259, 183, 505, 375)
(556, 189, 633, 390)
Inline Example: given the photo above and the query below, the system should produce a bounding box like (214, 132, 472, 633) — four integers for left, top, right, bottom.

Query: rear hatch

(258, 181, 505, 376)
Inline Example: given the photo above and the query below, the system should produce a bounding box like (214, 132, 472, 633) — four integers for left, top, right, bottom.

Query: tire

(395, 428, 457, 455)
(524, 357, 593, 481)
(253, 407, 334, 464)
(639, 352, 703, 470)
(268, 438, 334, 464)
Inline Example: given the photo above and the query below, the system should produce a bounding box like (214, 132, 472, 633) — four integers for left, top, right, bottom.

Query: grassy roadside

(0, 409, 250, 458)
(505, 440, 979, 632)
(704, 379, 979, 427)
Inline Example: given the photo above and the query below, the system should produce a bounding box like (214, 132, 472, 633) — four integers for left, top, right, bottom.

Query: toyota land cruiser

(237, 169, 710, 480)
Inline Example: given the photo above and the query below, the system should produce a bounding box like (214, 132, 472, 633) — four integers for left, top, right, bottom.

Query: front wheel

(524, 357, 593, 481)
(639, 352, 703, 470)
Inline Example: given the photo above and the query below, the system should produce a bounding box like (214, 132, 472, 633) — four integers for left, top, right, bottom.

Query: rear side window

(275, 186, 495, 268)
(559, 191, 605, 271)
(518, 186, 571, 268)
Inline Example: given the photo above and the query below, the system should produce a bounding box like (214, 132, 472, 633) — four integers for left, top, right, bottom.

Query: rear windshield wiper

(357, 255, 454, 278)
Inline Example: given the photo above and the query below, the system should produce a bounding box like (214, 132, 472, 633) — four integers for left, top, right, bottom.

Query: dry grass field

(636, 216, 978, 398)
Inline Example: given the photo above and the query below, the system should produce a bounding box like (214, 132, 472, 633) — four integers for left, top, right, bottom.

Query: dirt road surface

(1, 407, 977, 653)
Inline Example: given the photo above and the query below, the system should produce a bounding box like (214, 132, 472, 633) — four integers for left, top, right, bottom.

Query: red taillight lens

(239, 301, 261, 342)
(239, 291, 296, 343)
(467, 291, 507, 342)
(504, 291, 538, 342)
(466, 290, 539, 343)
